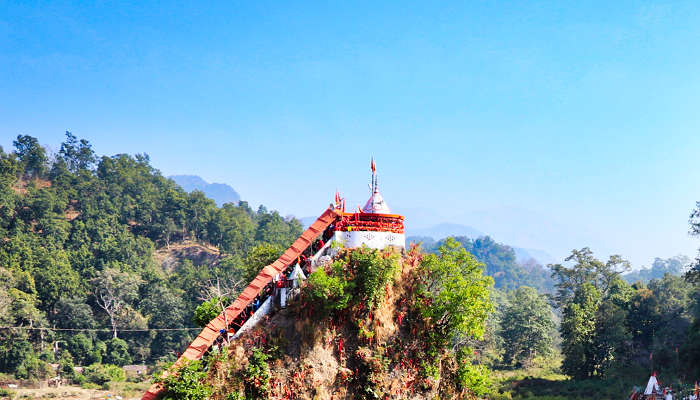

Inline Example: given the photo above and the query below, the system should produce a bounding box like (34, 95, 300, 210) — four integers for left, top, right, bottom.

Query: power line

(0, 326, 201, 332)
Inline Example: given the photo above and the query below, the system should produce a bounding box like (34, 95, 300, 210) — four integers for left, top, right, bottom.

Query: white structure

(331, 159, 405, 250)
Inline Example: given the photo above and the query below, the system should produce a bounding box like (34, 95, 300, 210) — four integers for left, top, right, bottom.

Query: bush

(304, 264, 353, 315)
(15, 356, 53, 381)
(302, 248, 401, 317)
(104, 338, 131, 366)
(243, 348, 270, 400)
(81, 382, 100, 389)
(193, 297, 229, 328)
(84, 363, 125, 385)
(67, 333, 93, 366)
(351, 249, 400, 308)
(72, 373, 87, 385)
(157, 359, 211, 400)
(59, 354, 75, 379)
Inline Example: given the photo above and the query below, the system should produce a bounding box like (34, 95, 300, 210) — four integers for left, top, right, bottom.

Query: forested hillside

(622, 255, 691, 284)
(411, 235, 554, 292)
(0, 133, 302, 380)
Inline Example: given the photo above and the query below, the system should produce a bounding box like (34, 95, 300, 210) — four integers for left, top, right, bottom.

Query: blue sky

(2, 1, 699, 267)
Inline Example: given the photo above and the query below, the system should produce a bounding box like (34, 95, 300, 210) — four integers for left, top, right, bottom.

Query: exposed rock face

(153, 240, 220, 272)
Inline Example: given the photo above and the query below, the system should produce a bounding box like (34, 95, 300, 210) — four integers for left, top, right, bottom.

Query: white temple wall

(333, 230, 405, 250)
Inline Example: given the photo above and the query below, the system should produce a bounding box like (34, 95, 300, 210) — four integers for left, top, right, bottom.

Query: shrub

(351, 249, 400, 309)
(193, 297, 230, 328)
(243, 348, 270, 400)
(104, 338, 131, 366)
(67, 333, 93, 366)
(456, 362, 492, 397)
(59, 354, 75, 380)
(84, 363, 124, 385)
(304, 263, 353, 315)
(157, 359, 212, 400)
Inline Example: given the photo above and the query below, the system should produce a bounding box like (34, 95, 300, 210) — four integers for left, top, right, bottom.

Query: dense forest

(1, 133, 699, 399)
(0, 133, 302, 380)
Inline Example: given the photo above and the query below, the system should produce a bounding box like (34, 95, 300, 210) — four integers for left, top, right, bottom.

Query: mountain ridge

(170, 174, 241, 206)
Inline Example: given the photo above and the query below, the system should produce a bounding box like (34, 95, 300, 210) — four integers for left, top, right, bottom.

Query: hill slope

(158, 245, 494, 400)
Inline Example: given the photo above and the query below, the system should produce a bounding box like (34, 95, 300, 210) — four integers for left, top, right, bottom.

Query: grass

(488, 356, 667, 400)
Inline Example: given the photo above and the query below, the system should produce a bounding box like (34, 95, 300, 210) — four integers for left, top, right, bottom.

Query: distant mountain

(512, 247, 556, 266)
(622, 255, 691, 284)
(408, 223, 483, 239)
(170, 175, 240, 206)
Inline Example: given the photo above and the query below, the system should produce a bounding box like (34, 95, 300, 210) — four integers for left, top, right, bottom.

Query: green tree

(58, 131, 96, 172)
(158, 359, 212, 400)
(593, 278, 633, 375)
(560, 283, 601, 378)
(92, 268, 142, 338)
(688, 201, 700, 282)
(550, 248, 629, 306)
(193, 297, 229, 328)
(104, 338, 132, 366)
(416, 238, 494, 357)
(242, 244, 283, 283)
(500, 286, 555, 367)
(66, 334, 94, 366)
(13, 135, 47, 178)
(243, 348, 270, 400)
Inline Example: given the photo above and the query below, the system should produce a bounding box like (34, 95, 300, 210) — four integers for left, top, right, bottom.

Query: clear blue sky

(2, 1, 699, 267)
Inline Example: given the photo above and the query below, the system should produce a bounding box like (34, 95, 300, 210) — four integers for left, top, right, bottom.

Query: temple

(330, 159, 405, 250)
(141, 159, 405, 400)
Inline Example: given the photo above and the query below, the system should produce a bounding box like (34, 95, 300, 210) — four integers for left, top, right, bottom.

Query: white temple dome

(362, 189, 392, 214)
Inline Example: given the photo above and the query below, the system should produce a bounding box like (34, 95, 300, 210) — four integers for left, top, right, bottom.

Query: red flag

(370, 158, 376, 174)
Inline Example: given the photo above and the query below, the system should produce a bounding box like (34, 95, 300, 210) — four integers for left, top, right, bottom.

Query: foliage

(59, 353, 75, 379)
(105, 338, 132, 366)
(424, 235, 554, 292)
(303, 247, 399, 317)
(193, 297, 230, 328)
(500, 287, 555, 367)
(242, 348, 270, 400)
(83, 363, 125, 384)
(158, 360, 212, 400)
(559, 283, 600, 379)
(456, 361, 493, 397)
(416, 238, 494, 357)
(0, 133, 304, 376)
(351, 248, 401, 308)
(550, 248, 630, 306)
(67, 333, 94, 366)
(242, 244, 284, 283)
(303, 265, 353, 315)
(688, 201, 700, 282)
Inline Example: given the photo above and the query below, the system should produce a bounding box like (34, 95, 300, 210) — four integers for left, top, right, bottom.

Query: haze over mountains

(170, 175, 241, 206)
(168, 176, 678, 269)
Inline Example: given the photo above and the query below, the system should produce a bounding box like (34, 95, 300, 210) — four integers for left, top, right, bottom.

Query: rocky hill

(157, 244, 494, 400)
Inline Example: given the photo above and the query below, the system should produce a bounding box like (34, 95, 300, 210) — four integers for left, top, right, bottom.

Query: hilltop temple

(330, 159, 405, 250)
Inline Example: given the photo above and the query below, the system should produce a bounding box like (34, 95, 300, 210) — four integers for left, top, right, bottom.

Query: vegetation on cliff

(158, 242, 495, 399)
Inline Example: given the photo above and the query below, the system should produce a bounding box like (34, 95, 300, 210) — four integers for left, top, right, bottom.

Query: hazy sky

(2, 1, 699, 267)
